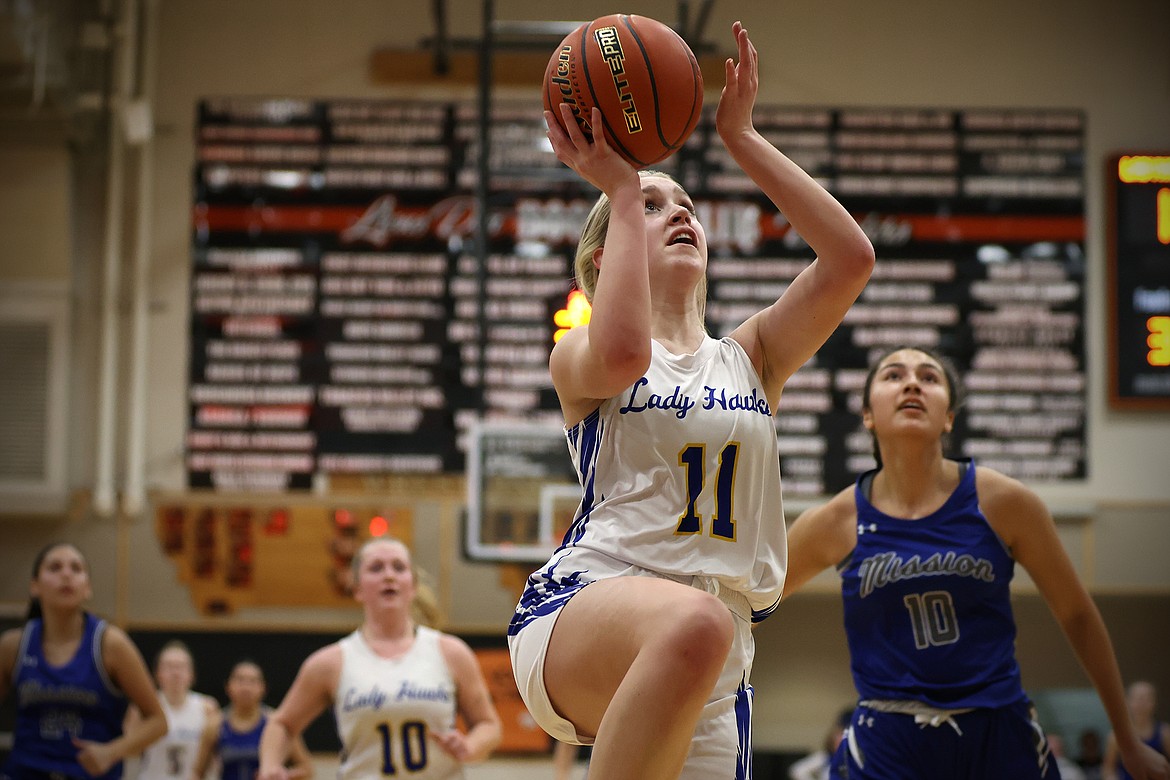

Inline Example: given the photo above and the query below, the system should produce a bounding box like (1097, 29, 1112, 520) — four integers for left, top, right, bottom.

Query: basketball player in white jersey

(130, 641, 220, 780)
(255, 538, 501, 780)
(508, 21, 874, 780)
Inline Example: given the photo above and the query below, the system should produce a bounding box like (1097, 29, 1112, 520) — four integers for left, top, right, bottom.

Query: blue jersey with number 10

(839, 460, 1026, 709)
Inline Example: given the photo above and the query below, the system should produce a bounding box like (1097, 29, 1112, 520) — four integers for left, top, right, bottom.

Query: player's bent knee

(658, 591, 734, 672)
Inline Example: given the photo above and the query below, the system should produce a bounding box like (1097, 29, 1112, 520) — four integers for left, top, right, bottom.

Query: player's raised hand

(716, 21, 759, 140)
(545, 105, 638, 196)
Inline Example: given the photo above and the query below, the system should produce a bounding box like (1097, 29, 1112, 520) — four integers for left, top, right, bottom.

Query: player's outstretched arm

(980, 469, 1169, 780)
(718, 22, 873, 399)
(433, 634, 502, 763)
(785, 487, 856, 597)
(258, 645, 339, 780)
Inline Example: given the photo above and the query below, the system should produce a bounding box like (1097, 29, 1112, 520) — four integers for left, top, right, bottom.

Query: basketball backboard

(465, 422, 580, 563)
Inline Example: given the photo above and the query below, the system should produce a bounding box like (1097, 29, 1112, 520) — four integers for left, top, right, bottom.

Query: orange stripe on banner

(759, 214, 1083, 243)
(194, 205, 1085, 244)
(194, 205, 373, 232)
(901, 214, 1084, 242)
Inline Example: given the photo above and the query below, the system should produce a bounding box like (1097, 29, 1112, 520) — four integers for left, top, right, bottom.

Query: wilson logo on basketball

(549, 46, 588, 133)
(592, 26, 643, 135)
(542, 14, 702, 168)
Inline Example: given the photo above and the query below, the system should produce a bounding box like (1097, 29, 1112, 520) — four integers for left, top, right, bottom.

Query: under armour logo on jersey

(858, 523, 878, 535)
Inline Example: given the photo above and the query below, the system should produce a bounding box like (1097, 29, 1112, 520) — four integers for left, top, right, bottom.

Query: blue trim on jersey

(735, 681, 754, 780)
(506, 551, 592, 637)
(508, 412, 605, 638)
(750, 594, 781, 624)
(563, 409, 602, 548)
(92, 621, 119, 697)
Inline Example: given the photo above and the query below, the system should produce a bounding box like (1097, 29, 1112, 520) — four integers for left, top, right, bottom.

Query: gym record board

(188, 98, 1086, 496)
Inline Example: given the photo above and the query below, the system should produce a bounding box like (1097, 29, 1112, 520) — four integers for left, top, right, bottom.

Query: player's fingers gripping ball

(543, 14, 704, 168)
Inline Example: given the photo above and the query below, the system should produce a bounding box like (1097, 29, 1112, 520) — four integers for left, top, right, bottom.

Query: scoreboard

(188, 99, 1088, 495)
(1108, 153, 1170, 409)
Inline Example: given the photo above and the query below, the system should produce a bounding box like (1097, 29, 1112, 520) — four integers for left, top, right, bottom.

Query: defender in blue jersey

(785, 348, 1169, 780)
(0, 543, 166, 780)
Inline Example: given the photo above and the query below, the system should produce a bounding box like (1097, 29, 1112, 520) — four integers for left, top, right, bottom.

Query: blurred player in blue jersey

(199, 660, 312, 780)
(785, 347, 1170, 780)
(1106, 682, 1170, 780)
(0, 542, 167, 780)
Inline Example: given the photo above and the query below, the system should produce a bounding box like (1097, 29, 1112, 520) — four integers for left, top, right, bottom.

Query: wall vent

(0, 284, 69, 514)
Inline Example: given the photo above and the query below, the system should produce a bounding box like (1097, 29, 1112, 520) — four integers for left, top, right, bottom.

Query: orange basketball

(543, 14, 703, 169)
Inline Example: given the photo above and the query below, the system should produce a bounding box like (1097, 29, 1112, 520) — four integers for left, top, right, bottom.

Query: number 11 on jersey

(675, 442, 740, 541)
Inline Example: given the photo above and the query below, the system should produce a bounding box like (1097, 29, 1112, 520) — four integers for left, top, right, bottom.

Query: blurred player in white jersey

(256, 538, 501, 780)
(131, 641, 220, 780)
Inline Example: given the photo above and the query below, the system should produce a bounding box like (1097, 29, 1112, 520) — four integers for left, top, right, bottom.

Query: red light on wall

(161, 506, 185, 554)
(194, 509, 216, 579)
(369, 515, 388, 537)
(227, 508, 251, 531)
(264, 508, 290, 536)
(332, 508, 354, 529)
(226, 508, 254, 587)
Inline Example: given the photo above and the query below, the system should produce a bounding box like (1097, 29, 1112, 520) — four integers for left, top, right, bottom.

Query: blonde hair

(154, 639, 195, 673)
(351, 537, 442, 628)
(573, 169, 707, 320)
